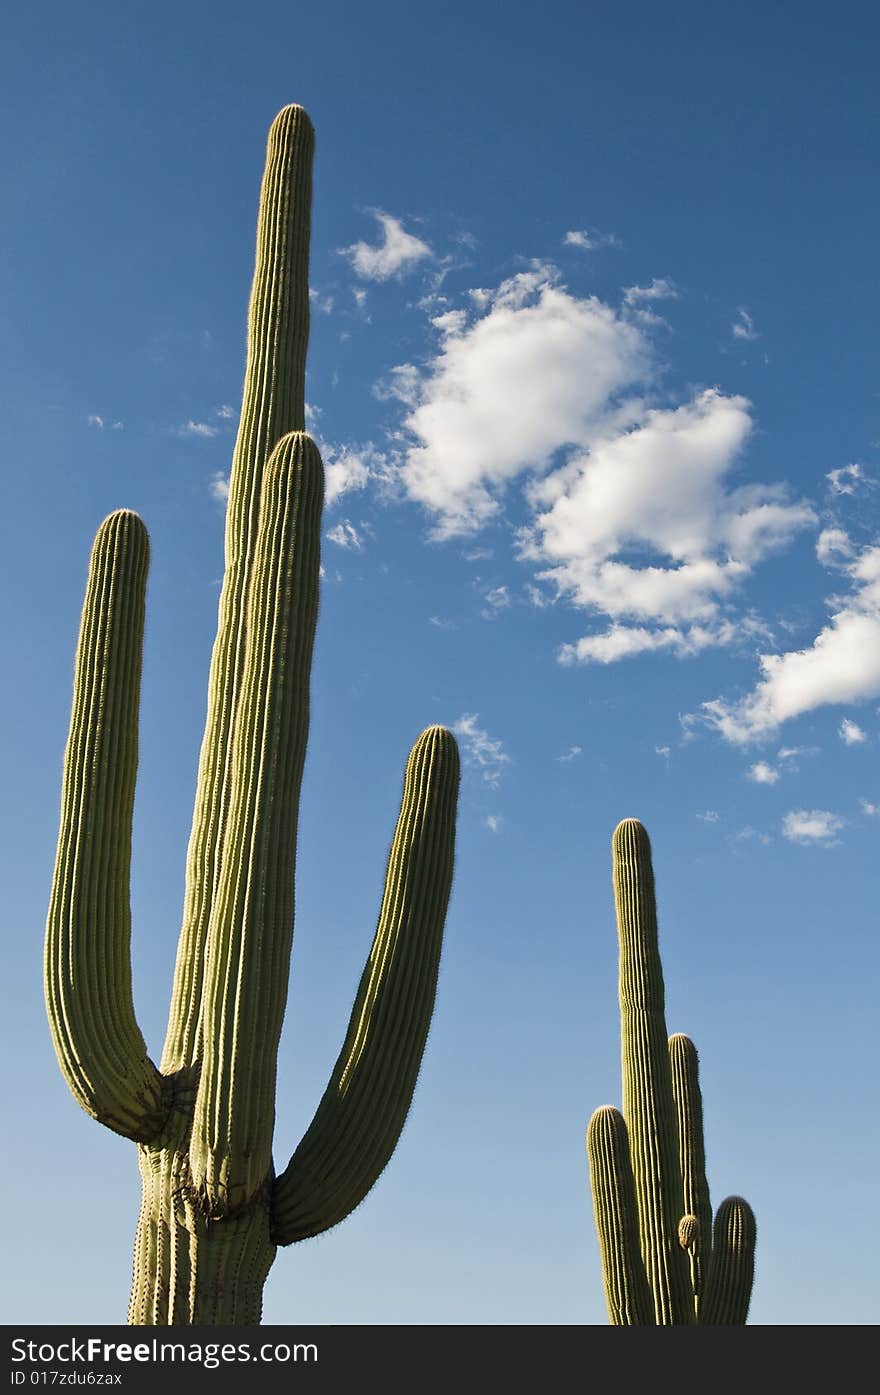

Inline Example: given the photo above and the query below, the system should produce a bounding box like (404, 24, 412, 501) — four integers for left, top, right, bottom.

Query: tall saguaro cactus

(586, 819, 756, 1326)
(45, 105, 460, 1326)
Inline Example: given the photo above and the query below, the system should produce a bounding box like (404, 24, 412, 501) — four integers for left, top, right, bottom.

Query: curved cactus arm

(162, 104, 314, 1075)
(45, 510, 166, 1141)
(586, 1106, 655, 1325)
(668, 1033, 713, 1317)
(189, 432, 323, 1216)
(270, 725, 460, 1244)
(701, 1196, 757, 1325)
(612, 818, 694, 1324)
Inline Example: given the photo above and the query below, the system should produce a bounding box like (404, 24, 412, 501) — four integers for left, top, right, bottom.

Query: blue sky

(3, 0, 878, 1326)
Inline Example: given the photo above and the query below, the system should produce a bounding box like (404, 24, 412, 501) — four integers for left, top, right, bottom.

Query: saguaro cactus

(586, 819, 756, 1325)
(44, 105, 460, 1325)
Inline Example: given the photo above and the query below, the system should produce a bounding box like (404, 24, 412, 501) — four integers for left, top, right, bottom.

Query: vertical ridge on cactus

(44, 104, 460, 1325)
(586, 818, 756, 1326)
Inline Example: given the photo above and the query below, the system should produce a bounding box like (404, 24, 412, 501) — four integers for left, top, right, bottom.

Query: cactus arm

(586, 1106, 655, 1325)
(700, 1196, 757, 1325)
(188, 432, 323, 1215)
(270, 725, 460, 1244)
(612, 818, 694, 1324)
(668, 1033, 713, 1317)
(44, 510, 166, 1141)
(161, 104, 314, 1075)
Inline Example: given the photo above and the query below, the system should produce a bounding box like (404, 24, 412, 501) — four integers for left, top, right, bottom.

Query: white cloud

(732, 308, 759, 341)
(839, 717, 867, 744)
(697, 810, 720, 822)
(340, 211, 432, 281)
(87, 414, 104, 429)
(309, 287, 334, 313)
(557, 744, 582, 762)
(564, 228, 618, 251)
(692, 541, 880, 743)
(623, 277, 678, 305)
(816, 527, 854, 568)
(860, 799, 879, 816)
(216, 404, 236, 420)
(747, 761, 779, 784)
(782, 809, 844, 845)
(452, 714, 511, 785)
(485, 814, 503, 833)
(177, 420, 218, 439)
(209, 472, 229, 503)
(827, 463, 865, 495)
(733, 824, 772, 846)
(396, 263, 651, 537)
(656, 745, 671, 760)
(320, 442, 386, 507)
(325, 520, 363, 550)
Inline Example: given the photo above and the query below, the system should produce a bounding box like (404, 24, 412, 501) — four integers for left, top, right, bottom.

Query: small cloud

(452, 713, 511, 786)
(485, 814, 503, 833)
(352, 287, 369, 308)
(656, 745, 671, 760)
(480, 584, 510, 618)
(325, 520, 363, 550)
(839, 718, 867, 745)
(216, 404, 236, 420)
(826, 463, 865, 496)
(732, 307, 760, 341)
(309, 287, 334, 313)
(564, 228, 618, 251)
(623, 277, 678, 305)
(557, 745, 582, 763)
(87, 414, 104, 429)
(176, 420, 219, 439)
(733, 824, 772, 846)
(429, 615, 457, 630)
(816, 527, 854, 568)
(209, 472, 230, 503)
(747, 761, 779, 784)
(860, 798, 879, 816)
(697, 810, 720, 822)
(339, 211, 432, 281)
(782, 809, 845, 845)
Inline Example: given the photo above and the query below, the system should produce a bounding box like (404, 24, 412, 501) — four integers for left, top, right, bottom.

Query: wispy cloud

(485, 814, 503, 833)
(861, 798, 879, 816)
(309, 287, 334, 313)
(325, 520, 363, 550)
(176, 420, 219, 439)
(216, 404, 236, 420)
(557, 744, 582, 763)
(623, 277, 678, 305)
(782, 809, 844, 845)
(732, 307, 760, 341)
(340, 211, 432, 281)
(697, 810, 720, 822)
(826, 463, 866, 496)
(563, 227, 618, 251)
(452, 714, 511, 786)
(87, 414, 124, 430)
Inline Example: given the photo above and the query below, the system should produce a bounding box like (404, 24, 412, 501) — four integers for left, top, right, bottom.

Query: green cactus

(586, 818, 756, 1325)
(44, 104, 460, 1326)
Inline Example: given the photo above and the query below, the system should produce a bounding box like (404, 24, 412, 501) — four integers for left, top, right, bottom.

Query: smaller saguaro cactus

(586, 818, 756, 1326)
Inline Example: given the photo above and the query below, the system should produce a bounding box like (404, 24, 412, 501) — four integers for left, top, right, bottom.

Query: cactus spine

(45, 105, 460, 1325)
(587, 819, 756, 1325)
